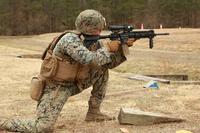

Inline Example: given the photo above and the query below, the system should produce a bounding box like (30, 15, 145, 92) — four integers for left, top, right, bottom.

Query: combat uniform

(0, 32, 126, 132)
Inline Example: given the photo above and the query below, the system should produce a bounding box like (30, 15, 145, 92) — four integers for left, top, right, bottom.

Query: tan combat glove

(126, 38, 137, 47)
(103, 38, 137, 52)
(106, 40, 121, 52)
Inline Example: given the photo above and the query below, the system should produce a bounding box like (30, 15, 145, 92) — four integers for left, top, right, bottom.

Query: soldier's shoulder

(61, 32, 81, 43)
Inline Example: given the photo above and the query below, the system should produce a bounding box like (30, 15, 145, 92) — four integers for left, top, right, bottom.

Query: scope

(108, 25, 134, 32)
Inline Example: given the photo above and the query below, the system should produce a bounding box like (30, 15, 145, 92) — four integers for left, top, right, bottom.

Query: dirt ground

(0, 28, 200, 133)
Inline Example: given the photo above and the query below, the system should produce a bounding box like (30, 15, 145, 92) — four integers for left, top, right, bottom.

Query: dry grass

(114, 28, 200, 80)
(0, 29, 200, 133)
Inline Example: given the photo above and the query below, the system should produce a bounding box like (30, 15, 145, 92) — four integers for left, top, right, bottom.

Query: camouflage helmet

(75, 9, 106, 35)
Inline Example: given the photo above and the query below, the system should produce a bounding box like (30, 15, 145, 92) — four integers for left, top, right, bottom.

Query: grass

(0, 29, 200, 133)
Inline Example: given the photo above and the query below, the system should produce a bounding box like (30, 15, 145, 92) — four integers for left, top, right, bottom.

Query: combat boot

(85, 99, 115, 122)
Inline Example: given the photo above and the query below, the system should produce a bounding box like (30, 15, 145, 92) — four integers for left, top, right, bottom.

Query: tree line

(0, 0, 200, 35)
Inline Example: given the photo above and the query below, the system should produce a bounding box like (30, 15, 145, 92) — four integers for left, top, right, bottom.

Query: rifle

(84, 25, 169, 54)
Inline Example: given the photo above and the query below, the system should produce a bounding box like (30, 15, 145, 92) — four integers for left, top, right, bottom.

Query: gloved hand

(103, 40, 120, 52)
(103, 38, 136, 52)
(126, 38, 137, 47)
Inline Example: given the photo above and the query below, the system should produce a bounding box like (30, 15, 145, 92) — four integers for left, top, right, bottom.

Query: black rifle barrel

(84, 31, 169, 41)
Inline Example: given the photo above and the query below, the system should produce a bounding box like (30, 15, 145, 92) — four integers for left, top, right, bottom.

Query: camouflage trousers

(0, 70, 108, 133)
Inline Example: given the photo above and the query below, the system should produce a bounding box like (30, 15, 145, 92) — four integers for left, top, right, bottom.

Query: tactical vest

(40, 30, 99, 84)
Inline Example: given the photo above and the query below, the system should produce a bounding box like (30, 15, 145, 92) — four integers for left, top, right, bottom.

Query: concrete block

(118, 108, 184, 125)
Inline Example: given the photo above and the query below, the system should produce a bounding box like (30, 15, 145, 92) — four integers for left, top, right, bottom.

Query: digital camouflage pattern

(75, 9, 106, 35)
(0, 82, 73, 133)
(53, 33, 112, 66)
(0, 32, 126, 133)
(0, 70, 109, 133)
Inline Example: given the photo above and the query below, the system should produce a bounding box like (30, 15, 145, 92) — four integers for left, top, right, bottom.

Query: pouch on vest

(30, 76, 45, 101)
(40, 53, 58, 78)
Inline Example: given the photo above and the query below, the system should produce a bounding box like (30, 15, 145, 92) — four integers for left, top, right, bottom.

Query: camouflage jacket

(53, 32, 126, 69)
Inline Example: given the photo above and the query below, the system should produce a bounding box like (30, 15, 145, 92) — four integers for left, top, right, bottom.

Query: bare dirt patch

(0, 29, 200, 133)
